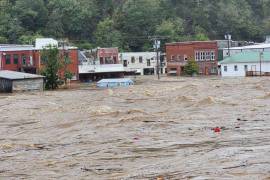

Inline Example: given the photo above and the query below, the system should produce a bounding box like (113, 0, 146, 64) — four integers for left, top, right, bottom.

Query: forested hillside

(1, 0, 270, 51)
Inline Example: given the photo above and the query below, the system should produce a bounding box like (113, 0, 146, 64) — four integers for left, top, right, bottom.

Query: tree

(41, 46, 62, 90)
(184, 59, 199, 76)
(62, 52, 73, 86)
(94, 18, 122, 47)
(13, 0, 48, 32)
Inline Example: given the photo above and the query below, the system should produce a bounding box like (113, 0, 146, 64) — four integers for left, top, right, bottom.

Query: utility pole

(150, 37, 161, 80)
(225, 33, 232, 57)
(154, 39, 160, 80)
(149, 36, 169, 80)
(260, 51, 263, 77)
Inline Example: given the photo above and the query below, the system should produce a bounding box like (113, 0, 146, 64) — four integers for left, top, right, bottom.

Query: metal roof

(0, 45, 34, 51)
(224, 43, 270, 50)
(0, 70, 44, 80)
(219, 52, 270, 64)
(166, 41, 217, 46)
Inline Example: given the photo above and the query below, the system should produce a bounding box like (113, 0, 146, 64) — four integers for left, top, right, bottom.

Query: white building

(78, 48, 125, 81)
(223, 43, 270, 58)
(119, 52, 166, 75)
(35, 38, 58, 49)
(220, 51, 270, 77)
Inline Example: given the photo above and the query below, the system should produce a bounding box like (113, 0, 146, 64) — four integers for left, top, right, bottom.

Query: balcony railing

(79, 63, 124, 74)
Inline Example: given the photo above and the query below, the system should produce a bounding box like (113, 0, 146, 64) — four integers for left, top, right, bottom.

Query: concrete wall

(12, 78, 44, 92)
(221, 62, 270, 77)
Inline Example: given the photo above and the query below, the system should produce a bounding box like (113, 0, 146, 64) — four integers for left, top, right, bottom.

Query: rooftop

(0, 44, 34, 51)
(224, 43, 270, 50)
(97, 78, 133, 83)
(166, 41, 217, 46)
(0, 70, 44, 80)
(219, 52, 270, 64)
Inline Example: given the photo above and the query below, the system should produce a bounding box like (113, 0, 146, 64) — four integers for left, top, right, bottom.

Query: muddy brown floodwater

(0, 76, 270, 179)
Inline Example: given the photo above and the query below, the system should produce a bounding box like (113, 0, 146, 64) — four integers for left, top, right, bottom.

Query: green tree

(94, 17, 122, 47)
(184, 59, 199, 76)
(41, 46, 61, 90)
(62, 52, 73, 86)
(13, 0, 48, 32)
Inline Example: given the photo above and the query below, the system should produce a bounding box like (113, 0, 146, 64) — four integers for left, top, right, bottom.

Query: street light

(225, 34, 232, 57)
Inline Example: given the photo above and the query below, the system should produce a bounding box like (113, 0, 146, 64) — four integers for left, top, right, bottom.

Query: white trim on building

(119, 52, 166, 75)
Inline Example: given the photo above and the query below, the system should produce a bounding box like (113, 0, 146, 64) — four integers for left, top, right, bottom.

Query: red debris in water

(213, 127, 221, 133)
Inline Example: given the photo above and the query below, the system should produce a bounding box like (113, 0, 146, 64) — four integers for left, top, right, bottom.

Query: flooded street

(0, 76, 270, 179)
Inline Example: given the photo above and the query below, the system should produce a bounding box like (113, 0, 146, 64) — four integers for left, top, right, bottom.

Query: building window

(206, 52, 211, 60)
(184, 55, 188, 61)
(211, 51, 215, 60)
(211, 67, 217, 74)
(22, 54, 27, 65)
(139, 56, 143, 63)
(113, 56, 117, 64)
(224, 66, 227, 72)
(244, 65, 248, 71)
(131, 56, 135, 63)
(147, 59, 151, 66)
(123, 60, 127, 67)
(234, 65, 238, 71)
(171, 55, 175, 61)
(5, 54, 11, 64)
(13, 54, 19, 64)
(195, 51, 200, 61)
(200, 52, 204, 61)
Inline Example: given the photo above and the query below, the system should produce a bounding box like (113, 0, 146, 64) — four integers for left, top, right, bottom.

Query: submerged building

(119, 52, 166, 75)
(220, 51, 270, 77)
(166, 41, 218, 76)
(79, 48, 125, 81)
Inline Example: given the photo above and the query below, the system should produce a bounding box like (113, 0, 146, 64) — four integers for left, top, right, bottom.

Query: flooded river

(0, 76, 270, 179)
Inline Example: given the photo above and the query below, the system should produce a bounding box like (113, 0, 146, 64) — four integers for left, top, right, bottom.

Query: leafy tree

(62, 52, 73, 85)
(41, 46, 61, 90)
(13, 0, 48, 32)
(94, 18, 122, 47)
(184, 59, 199, 76)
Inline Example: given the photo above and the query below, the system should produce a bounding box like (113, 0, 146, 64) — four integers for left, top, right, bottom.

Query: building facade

(79, 48, 125, 81)
(119, 52, 166, 75)
(222, 43, 270, 59)
(0, 70, 44, 93)
(220, 51, 270, 77)
(0, 39, 79, 80)
(166, 41, 218, 76)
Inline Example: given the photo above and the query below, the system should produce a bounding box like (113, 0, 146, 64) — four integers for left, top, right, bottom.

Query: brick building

(0, 40, 79, 80)
(166, 41, 218, 76)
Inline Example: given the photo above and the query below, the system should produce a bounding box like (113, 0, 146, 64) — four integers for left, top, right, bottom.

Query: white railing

(79, 63, 124, 74)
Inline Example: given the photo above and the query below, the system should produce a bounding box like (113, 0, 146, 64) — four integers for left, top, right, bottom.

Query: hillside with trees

(0, 0, 270, 51)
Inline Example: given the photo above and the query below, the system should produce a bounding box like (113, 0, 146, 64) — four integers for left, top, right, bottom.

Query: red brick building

(166, 41, 218, 76)
(97, 47, 119, 64)
(0, 45, 79, 80)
